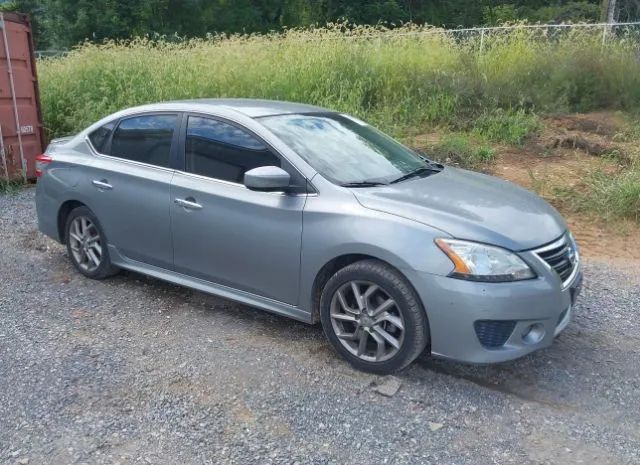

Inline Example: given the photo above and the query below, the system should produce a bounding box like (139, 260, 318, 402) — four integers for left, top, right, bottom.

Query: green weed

(0, 178, 24, 195)
(582, 169, 640, 223)
(428, 133, 495, 171)
(472, 109, 541, 145)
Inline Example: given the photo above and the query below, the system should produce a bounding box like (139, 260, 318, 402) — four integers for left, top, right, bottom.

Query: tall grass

(38, 24, 640, 139)
(583, 167, 640, 223)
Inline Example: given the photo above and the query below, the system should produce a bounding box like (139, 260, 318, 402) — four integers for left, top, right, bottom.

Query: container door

(0, 13, 44, 180)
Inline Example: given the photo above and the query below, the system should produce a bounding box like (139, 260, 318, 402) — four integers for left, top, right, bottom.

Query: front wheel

(65, 206, 119, 280)
(320, 259, 429, 374)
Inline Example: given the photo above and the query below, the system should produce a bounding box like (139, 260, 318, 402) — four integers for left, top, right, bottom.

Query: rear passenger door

(170, 114, 306, 305)
(86, 113, 178, 269)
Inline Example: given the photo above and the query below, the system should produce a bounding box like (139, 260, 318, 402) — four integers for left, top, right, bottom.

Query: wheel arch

(309, 253, 427, 328)
(57, 200, 87, 244)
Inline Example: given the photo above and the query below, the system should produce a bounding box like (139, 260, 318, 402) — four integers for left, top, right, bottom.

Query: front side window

(110, 114, 177, 168)
(259, 113, 433, 185)
(88, 121, 115, 153)
(185, 116, 280, 183)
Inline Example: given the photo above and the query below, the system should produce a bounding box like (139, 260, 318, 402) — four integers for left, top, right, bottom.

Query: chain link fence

(35, 21, 640, 58)
(439, 21, 640, 51)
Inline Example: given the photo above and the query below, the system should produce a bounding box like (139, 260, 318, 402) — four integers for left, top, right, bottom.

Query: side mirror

(244, 166, 291, 192)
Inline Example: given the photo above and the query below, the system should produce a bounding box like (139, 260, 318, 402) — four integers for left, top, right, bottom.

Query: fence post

(479, 28, 485, 54)
(601, 23, 607, 50)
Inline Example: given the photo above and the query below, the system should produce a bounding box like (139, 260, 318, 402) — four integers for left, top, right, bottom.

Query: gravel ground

(1, 188, 639, 465)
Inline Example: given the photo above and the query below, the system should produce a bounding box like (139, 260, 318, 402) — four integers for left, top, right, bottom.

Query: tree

(602, 0, 618, 21)
(0, 0, 627, 49)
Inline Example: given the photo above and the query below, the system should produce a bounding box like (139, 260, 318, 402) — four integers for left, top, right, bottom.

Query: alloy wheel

(68, 216, 103, 272)
(329, 280, 405, 362)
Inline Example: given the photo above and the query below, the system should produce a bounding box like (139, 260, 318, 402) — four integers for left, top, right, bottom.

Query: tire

(319, 259, 429, 374)
(65, 206, 119, 280)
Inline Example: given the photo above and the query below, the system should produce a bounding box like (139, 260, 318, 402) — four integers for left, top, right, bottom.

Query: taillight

(35, 153, 52, 177)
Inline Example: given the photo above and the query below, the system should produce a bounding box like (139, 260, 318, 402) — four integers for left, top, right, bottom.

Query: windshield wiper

(390, 165, 441, 184)
(340, 181, 388, 188)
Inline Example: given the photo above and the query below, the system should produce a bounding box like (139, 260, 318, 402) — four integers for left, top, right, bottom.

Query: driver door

(170, 115, 306, 305)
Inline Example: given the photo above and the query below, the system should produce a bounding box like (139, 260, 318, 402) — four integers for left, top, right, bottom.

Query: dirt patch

(539, 113, 623, 157)
(547, 133, 609, 155)
(495, 148, 609, 192)
(416, 112, 640, 263)
(496, 150, 640, 263)
(544, 112, 626, 138)
(539, 111, 638, 164)
(495, 112, 640, 262)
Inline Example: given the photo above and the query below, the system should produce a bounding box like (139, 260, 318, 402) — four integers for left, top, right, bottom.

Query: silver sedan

(35, 99, 582, 373)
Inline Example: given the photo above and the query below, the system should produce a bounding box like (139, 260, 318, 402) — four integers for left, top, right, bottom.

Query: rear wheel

(65, 206, 119, 279)
(320, 259, 429, 374)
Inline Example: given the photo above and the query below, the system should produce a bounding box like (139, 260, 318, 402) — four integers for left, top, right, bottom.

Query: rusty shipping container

(0, 11, 44, 180)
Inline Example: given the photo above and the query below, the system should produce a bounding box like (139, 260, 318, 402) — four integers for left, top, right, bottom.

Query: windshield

(259, 113, 436, 185)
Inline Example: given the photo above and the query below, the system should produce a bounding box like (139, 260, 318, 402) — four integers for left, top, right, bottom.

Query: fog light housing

(521, 323, 545, 345)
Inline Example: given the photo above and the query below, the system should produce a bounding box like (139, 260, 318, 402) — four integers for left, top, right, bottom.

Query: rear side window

(185, 116, 280, 183)
(110, 114, 178, 168)
(88, 121, 115, 153)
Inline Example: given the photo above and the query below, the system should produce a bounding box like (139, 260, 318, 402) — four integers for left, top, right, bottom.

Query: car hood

(352, 167, 567, 251)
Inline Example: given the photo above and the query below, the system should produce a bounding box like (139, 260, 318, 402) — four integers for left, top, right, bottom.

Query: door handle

(92, 179, 113, 190)
(174, 197, 203, 210)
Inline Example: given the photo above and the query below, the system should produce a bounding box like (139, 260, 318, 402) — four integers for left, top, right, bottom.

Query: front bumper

(410, 263, 583, 364)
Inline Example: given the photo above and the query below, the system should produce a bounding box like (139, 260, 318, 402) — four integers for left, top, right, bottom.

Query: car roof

(167, 98, 330, 118)
(81, 98, 335, 141)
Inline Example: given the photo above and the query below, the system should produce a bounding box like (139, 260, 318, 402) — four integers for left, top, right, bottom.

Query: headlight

(435, 238, 536, 282)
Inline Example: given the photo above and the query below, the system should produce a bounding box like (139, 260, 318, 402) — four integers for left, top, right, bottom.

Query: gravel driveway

(1, 188, 639, 465)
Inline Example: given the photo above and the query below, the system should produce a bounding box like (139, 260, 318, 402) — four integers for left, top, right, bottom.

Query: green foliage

(475, 145, 497, 162)
(0, 2, 19, 11)
(5, 0, 605, 49)
(473, 109, 541, 145)
(482, 4, 520, 25)
(485, 1, 601, 25)
(0, 178, 24, 195)
(428, 133, 495, 170)
(582, 169, 640, 223)
(527, 2, 601, 23)
(37, 25, 640, 141)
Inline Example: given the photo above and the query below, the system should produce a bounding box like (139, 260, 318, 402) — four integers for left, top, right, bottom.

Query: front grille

(534, 234, 578, 286)
(474, 320, 517, 349)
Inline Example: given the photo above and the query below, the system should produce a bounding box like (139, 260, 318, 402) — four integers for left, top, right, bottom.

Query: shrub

(584, 169, 640, 223)
(428, 133, 495, 170)
(0, 178, 24, 194)
(472, 109, 541, 145)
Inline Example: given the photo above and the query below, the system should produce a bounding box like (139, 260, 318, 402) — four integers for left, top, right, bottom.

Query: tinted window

(110, 115, 177, 168)
(88, 121, 115, 153)
(186, 116, 280, 183)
